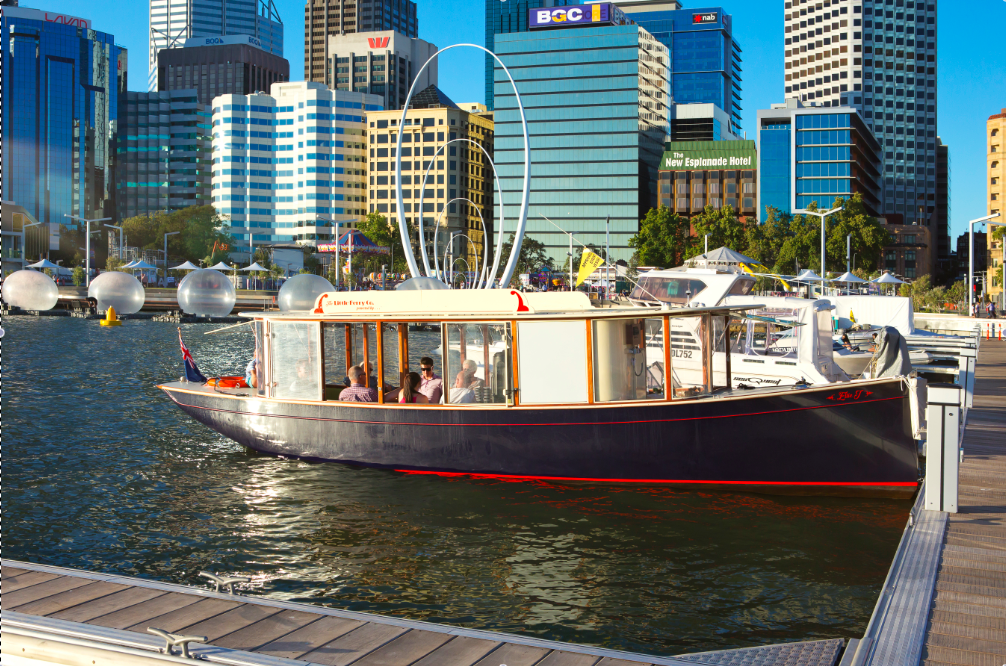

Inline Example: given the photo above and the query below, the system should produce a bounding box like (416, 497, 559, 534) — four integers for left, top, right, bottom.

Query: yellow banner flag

(576, 249, 605, 286)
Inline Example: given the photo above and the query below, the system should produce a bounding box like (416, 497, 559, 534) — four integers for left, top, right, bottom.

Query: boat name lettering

(826, 389, 875, 402)
(671, 349, 693, 359)
(733, 377, 783, 386)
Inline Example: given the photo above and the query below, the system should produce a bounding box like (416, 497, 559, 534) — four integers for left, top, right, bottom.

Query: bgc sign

(530, 3, 611, 29)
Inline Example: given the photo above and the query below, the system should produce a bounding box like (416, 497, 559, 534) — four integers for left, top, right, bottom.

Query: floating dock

(853, 339, 1006, 666)
(2, 559, 846, 666)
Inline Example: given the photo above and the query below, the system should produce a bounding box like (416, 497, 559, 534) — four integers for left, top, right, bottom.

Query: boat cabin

(238, 290, 762, 408)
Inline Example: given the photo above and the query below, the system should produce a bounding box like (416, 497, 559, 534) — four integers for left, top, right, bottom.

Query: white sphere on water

(1, 270, 59, 310)
(177, 269, 236, 317)
(278, 274, 334, 312)
(88, 271, 146, 314)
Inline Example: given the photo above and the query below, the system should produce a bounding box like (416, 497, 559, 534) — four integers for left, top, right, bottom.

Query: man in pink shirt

(417, 356, 443, 404)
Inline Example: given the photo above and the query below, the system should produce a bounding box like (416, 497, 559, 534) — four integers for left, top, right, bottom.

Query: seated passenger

(399, 371, 430, 404)
(340, 364, 378, 402)
(289, 359, 317, 395)
(417, 357, 443, 404)
(244, 354, 260, 389)
(449, 369, 477, 404)
(462, 359, 484, 389)
(343, 361, 377, 389)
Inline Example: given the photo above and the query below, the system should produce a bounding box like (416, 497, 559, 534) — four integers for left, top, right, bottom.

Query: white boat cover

(823, 295, 914, 335)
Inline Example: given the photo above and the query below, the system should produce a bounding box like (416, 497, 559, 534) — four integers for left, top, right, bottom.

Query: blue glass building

(621, 5, 743, 136)
(757, 101, 881, 220)
(494, 23, 669, 264)
(1, 6, 126, 252)
(485, 0, 560, 111)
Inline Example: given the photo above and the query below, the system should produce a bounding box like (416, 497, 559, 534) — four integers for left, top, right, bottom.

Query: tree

(744, 207, 790, 266)
(120, 206, 231, 266)
(71, 266, 86, 287)
(499, 233, 553, 288)
(357, 212, 413, 274)
(686, 205, 747, 260)
(628, 206, 692, 268)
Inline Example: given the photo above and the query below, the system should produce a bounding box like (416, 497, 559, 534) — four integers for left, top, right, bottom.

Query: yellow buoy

(100, 305, 123, 327)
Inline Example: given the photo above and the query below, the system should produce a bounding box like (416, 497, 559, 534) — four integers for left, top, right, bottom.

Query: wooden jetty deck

(855, 339, 1006, 666)
(1, 560, 847, 666)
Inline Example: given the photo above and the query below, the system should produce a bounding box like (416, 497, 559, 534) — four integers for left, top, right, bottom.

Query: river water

(2, 315, 910, 657)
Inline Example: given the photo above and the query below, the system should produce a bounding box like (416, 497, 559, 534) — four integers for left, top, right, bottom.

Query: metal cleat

(147, 627, 207, 659)
(199, 571, 250, 593)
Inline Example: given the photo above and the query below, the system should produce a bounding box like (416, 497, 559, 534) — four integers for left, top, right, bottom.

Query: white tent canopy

(683, 247, 761, 271)
(832, 272, 868, 283)
(795, 269, 825, 282)
(241, 262, 270, 272)
(170, 261, 200, 271)
(130, 260, 158, 270)
(872, 272, 905, 284)
(208, 262, 232, 271)
(122, 260, 139, 269)
(28, 259, 61, 269)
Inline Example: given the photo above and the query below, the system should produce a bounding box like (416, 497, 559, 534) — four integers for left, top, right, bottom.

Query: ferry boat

(159, 289, 920, 497)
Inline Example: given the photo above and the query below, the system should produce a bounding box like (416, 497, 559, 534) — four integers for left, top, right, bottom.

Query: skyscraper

(618, 3, 743, 136)
(324, 31, 437, 110)
(783, 0, 939, 228)
(1, 6, 126, 252)
(157, 35, 290, 105)
(485, 0, 560, 111)
(211, 82, 381, 259)
(149, 0, 283, 91)
(304, 0, 418, 84)
(494, 13, 669, 264)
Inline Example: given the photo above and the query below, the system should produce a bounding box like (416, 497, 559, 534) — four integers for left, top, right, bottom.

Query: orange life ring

(206, 376, 250, 389)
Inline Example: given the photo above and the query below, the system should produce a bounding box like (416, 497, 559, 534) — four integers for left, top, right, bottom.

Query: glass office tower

(621, 6, 743, 136)
(757, 101, 881, 219)
(149, 0, 283, 91)
(494, 23, 669, 264)
(784, 0, 940, 229)
(485, 0, 565, 111)
(1, 7, 126, 251)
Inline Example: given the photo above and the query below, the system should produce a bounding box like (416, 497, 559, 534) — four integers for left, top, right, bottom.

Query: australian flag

(178, 328, 208, 383)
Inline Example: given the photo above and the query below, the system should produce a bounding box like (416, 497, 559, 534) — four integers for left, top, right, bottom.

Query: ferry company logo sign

(315, 296, 378, 314)
(530, 3, 610, 29)
(660, 145, 757, 171)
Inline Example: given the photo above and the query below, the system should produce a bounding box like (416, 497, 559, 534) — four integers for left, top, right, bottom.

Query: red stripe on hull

(394, 469, 918, 488)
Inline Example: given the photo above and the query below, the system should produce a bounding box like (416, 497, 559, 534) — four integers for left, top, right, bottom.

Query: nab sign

(529, 3, 612, 29)
(692, 12, 719, 24)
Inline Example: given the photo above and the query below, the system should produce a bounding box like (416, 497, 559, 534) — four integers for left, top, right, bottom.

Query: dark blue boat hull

(160, 378, 919, 497)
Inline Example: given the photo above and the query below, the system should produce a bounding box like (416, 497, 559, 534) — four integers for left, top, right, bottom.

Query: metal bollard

(924, 384, 962, 513)
(957, 346, 977, 410)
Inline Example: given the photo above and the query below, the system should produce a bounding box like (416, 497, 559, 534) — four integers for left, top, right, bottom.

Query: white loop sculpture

(416, 139, 501, 287)
(432, 198, 489, 288)
(395, 44, 530, 289)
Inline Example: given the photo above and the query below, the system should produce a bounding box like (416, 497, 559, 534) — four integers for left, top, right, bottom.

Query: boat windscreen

(630, 276, 708, 304)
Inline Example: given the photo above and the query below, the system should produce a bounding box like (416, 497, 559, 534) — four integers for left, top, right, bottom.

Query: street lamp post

(794, 206, 843, 288)
(969, 213, 1001, 315)
(105, 224, 123, 262)
(846, 234, 852, 274)
(704, 233, 710, 258)
(164, 231, 180, 285)
(64, 215, 112, 287)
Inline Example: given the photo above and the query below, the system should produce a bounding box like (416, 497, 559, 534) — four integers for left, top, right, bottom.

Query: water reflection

(2, 316, 908, 656)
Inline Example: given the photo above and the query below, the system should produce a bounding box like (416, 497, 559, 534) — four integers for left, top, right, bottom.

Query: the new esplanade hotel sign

(660, 146, 756, 171)
(528, 3, 633, 29)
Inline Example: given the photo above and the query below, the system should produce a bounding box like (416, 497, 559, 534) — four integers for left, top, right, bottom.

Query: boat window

(405, 322, 444, 403)
(593, 318, 665, 402)
(711, 316, 738, 390)
(444, 323, 513, 405)
(271, 321, 322, 401)
(728, 278, 756, 295)
(322, 323, 349, 400)
(630, 276, 707, 304)
(348, 322, 379, 388)
(669, 316, 711, 397)
(742, 309, 801, 358)
(252, 320, 266, 397)
(383, 323, 402, 395)
(517, 321, 589, 405)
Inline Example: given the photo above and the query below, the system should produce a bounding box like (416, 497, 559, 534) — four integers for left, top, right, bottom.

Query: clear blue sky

(34, 0, 1006, 244)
